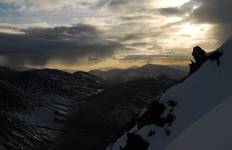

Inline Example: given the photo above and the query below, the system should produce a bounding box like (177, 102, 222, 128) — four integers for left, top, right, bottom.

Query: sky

(0, 0, 231, 71)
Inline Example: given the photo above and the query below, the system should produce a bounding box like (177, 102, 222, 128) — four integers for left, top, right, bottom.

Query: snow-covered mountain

(0, 67, 104, 150)
(108, 37, 232, 150)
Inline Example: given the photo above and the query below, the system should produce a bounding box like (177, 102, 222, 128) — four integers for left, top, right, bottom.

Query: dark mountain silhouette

(0, 68, 103, 99)
(90, 64, 186, 85)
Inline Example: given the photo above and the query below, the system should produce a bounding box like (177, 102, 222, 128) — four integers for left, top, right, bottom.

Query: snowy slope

(109, 37, 232, 150)
(165, 96, 232, 150)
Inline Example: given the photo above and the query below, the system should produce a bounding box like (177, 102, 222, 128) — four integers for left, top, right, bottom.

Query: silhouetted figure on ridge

(192, 46, 207, 63)
(189, 46, 223, 75)
(189, 46, 207, 75)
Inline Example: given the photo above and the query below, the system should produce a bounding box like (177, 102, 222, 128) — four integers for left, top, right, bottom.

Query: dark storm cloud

(119, 14, 156, 21)
(120, 33, 153, 42)
(158, 0, 232, 43)
(191, 0, 232, 42)
(192, 0, 232, 23)
(0, 24, 121, 67)
(159, 2, 194, 16)
(159, 7, 183, 16)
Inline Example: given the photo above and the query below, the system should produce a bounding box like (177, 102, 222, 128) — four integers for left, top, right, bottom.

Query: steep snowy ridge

(109, 37, 232, 150)
(165, 96, 232, 150)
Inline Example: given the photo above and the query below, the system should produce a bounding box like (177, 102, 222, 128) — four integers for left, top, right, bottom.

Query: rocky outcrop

(189, 46, 223, 75)
(120, 133, 149, 150)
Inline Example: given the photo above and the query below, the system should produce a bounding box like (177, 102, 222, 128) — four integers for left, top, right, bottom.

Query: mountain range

(0, 64, 186, 150)
(89, 64, 186, 85)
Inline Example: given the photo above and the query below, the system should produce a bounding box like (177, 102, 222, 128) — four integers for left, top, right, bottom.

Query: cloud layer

(0, 24, 121, 67)
(0, 0, 231, 69)
(192, 0, 232, 42)
(159, 0, 232, 42)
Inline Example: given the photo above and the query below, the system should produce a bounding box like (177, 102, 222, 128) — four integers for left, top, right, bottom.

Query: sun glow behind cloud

(0, 0, 224, 71)
(178, 23, 206, 36)
(157, 23, 214, 53)
(176, 23, 213, 47)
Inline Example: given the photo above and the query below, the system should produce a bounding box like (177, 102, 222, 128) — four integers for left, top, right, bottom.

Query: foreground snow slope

(110, 37, 232, 150)
(165, 96, 232, 150)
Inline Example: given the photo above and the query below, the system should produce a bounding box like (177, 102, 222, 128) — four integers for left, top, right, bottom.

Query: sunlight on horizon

(32, 57, 190, 72)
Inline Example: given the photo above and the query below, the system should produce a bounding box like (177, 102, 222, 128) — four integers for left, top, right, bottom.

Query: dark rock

(148, 130, 156, 137)
(137, 101, 166, 128)
(165, 129, 171, 136)
(189, 46, 223, 75)
(167, 100, 178, 107)
(120, 133, 149, 150)
(189, 46, 207, 75)
(192, 46, 207, 63)
(137, 100, 177, 129)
